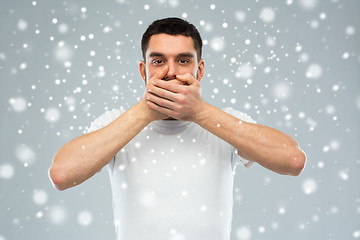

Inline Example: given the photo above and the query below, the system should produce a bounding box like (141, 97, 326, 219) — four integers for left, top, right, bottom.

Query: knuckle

(178, 96, 185, 104)
(176, 105, 183, 112)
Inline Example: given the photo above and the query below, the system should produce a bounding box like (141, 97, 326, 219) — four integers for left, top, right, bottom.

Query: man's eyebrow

(148, 52, 195, 58)
(177, 53, 195, 58)
(149, 52, 164, 58)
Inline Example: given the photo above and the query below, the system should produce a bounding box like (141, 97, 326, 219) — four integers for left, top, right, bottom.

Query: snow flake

(54, 42, 73, 62)
(235, 11, 246, 23)
(258, 226, 266, 233)
(0, 52, 6, 60)
(200, 205, 207, 212)
(170, 229, 186, 240)
(338, 170, 349, 181)
(235, 64, 253, 79)
(17, 19, 28, 31)
(9, 97, 27, 112)
(0, 163, 15, 179)
(45, 107, 61, 122)
(354, 230, 360, 238)
(272, 82, 291, 100)
(325, 105, 335, 115)
(19, 62, 27, 70)
(15, 144, 36, 165)
(260, 7, 276, 23)
(299, 52, 309, 62)
(36, 211, 43, 219)
(236, 226, 251, 240)
(33, 189, 48, 205)
(254, 54, 264, 65)
(210, 37, 225, 52)
(140, 191, 157, 207)
(298, 0, 319, 10)
(134, 142, 142, 149)
(302, 178, 317, 194)
(78, 210, 93, 226)
(48, 205, 67, 224)
(306, 63, 322, 79)
(345, 25, 355, 36)
(342, 52, 350, 59)
(278, 207, 286, 215)
(168, 0, 179, 8)
(266, 35, 276, 47)
(319, 12, 326, 20)
(103, 26, 112, 33)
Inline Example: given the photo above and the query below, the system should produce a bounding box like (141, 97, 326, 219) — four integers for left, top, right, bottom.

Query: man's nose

(164, 61, 177, 80)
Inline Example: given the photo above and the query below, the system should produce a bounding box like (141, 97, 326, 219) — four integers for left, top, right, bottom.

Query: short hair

(141, 17, 203, 62)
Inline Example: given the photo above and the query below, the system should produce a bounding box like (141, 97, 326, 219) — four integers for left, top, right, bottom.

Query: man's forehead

(146, 33, 197, 57)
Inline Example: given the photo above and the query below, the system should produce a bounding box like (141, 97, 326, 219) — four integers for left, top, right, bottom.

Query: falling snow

(78, 210, 93, 226)
(1, 1, 359, 240)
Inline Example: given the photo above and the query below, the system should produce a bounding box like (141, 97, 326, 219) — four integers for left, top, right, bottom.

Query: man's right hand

(139, 65, 171, 122)
(140, 65, 188, 122)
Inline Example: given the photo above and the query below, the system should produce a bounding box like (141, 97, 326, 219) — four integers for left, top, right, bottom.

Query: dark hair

(141, 17, 203, 62)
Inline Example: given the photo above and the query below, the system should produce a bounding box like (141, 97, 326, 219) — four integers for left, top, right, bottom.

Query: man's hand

(145, 72, 207, 122)
(140, 65, 171, 122)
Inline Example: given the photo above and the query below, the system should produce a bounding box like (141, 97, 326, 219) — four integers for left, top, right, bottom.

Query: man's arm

(49, 100, 152, 190)
(146, 73, 306, 176)
(49, 67, 171, 191)
(194, 103, 306, 176)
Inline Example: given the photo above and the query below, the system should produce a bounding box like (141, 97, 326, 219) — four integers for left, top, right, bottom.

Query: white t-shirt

(87, 107, 256, 240)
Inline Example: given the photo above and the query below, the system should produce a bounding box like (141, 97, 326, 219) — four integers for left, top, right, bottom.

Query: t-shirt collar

(150, 119, 191, 134)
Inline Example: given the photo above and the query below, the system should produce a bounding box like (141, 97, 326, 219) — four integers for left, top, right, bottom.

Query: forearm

(194, 103, 306, 175)
(49, 102, 152, 190)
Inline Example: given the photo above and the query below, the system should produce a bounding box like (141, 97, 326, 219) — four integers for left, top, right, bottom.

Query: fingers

(150, 80, 183, 95)
(175, 73, 199, 86)
(146, 100, 176, 119)
(146, 90, 177, 110)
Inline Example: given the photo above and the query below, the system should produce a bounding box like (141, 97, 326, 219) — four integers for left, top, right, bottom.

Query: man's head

(139, 17, 205, 84)
(141, 17, 203, 63)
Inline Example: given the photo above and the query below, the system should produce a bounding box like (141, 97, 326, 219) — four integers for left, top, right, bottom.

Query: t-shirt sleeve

(87, 107, 124, 134)
(222, 107, 257, 170)
(86, 107, 125, 172)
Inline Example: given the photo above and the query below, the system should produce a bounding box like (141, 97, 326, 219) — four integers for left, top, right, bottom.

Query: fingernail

(152, 81, 156, 85)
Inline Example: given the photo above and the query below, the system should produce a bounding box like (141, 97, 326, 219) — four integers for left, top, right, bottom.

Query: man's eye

(178, 59, 189, 64)
(152, 60, 164, 65)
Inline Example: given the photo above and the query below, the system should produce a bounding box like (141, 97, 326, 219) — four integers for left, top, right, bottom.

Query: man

(49, 17, 306, 240)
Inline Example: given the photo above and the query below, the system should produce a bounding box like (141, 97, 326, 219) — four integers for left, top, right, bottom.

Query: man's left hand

(145, 73, 206, 122)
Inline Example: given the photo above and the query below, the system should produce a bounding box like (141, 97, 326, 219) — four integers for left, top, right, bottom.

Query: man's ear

(197, 59, 205, 81)
(139, 60, 147, 83)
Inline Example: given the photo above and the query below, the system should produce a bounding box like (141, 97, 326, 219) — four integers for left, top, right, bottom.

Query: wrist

(133, 100, 154, 124)
(194, 101, 211, 125)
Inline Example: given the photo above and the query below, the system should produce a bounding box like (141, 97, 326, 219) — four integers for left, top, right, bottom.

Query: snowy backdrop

(1, 0, 359, 239)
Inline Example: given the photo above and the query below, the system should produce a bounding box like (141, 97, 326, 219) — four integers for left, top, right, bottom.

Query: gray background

(1, 0, 359, 239)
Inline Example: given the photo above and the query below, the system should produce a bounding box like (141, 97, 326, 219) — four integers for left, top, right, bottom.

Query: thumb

(154, 65, 169, 80)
